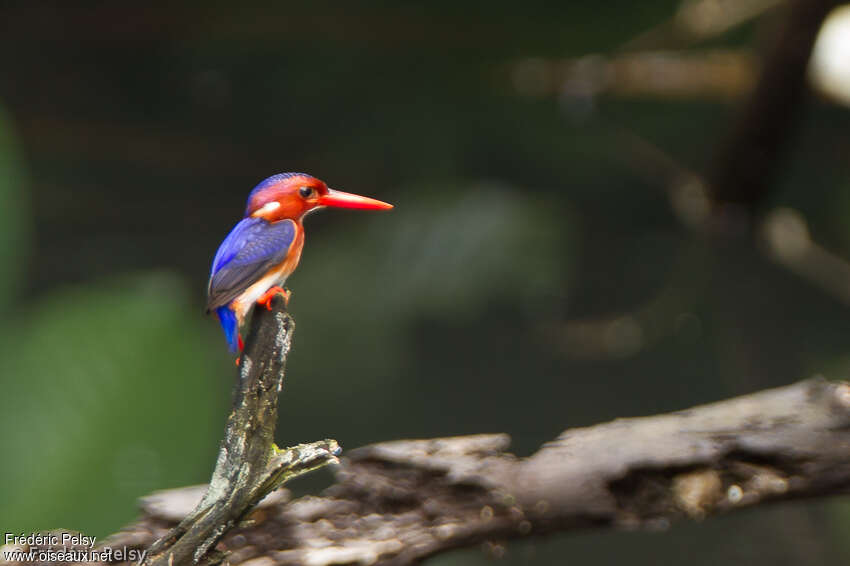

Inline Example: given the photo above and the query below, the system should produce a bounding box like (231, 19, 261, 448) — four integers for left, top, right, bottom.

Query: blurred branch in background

(624, 0, 784, 50)
(512, 50, 756, 101)
(706, 0, 839, 213)
(511, 0, 846, 107)
(557, 125, 850, 360)
(509, 0, 791, 100)
(527, 0, 847, 359)
(762, 209, 850, 307)
(13, 378, 850, 566)
(511, 0, 782, 102)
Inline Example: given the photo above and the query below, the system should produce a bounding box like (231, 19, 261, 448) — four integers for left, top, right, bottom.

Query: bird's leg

(235, 335, 245, 366)
(257, 286, 290, 310)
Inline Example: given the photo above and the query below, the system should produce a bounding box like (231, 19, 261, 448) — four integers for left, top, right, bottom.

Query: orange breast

(278, 226, 305, 280)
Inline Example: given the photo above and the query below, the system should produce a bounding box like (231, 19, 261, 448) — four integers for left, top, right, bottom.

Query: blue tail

(216, 306, 239, 353)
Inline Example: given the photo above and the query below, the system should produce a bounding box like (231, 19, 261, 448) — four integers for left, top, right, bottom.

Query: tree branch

(142, 295, 339, 566)
(21, 377, 848, 566)
(706, 0, 839, 213)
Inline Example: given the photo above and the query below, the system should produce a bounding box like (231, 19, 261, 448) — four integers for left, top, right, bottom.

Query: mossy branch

(142, 295, 340, 566)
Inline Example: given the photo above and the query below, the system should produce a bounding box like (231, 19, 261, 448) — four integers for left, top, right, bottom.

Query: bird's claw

(257, 286, 291, 310)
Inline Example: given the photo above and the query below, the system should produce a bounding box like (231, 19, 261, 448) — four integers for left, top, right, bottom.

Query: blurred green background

(2, 1, 850, 564)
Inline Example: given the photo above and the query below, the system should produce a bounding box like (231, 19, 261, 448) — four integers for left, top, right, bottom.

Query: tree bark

(13, 378, 850, 566)
(141, 295, 339, 566)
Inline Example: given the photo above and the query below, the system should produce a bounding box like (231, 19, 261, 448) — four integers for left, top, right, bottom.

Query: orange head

(245, 172, 392, 222)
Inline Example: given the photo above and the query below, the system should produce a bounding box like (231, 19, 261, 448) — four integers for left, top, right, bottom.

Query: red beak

(318, 189, 393, 210)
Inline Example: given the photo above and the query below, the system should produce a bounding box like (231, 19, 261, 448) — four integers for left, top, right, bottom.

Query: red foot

(256, 286, 291, 310)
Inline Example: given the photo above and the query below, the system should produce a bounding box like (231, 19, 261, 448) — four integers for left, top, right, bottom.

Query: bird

(207, 172, 393, 352)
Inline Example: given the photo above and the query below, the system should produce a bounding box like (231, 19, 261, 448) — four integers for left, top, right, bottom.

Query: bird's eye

(299, 186, 315, 198)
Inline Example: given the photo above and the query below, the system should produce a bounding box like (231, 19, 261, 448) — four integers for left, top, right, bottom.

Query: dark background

(2, 1, 850, 564)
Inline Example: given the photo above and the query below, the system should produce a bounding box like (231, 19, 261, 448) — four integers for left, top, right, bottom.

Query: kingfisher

(207, 172, 393, 352)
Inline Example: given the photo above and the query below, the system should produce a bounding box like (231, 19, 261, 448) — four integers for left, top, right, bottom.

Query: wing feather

(206, 217, 296, 311)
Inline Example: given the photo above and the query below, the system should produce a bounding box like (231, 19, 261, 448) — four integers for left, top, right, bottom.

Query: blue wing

(206, 217, 297, 312)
